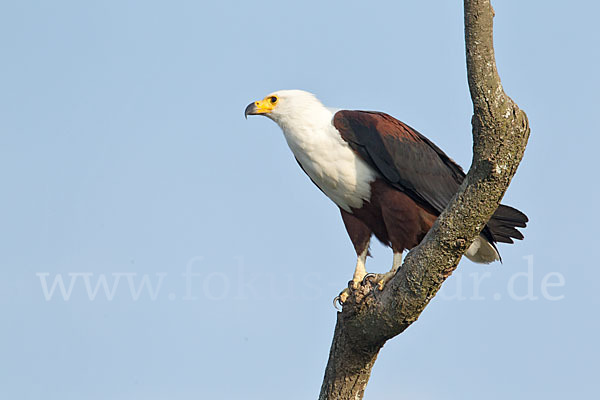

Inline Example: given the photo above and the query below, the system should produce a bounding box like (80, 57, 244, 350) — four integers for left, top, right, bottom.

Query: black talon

(333, 296, 343, 310)
(362, 272, 378, 285)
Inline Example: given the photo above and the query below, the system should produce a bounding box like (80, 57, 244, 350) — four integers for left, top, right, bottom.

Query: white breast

(278, 110, 378, 212)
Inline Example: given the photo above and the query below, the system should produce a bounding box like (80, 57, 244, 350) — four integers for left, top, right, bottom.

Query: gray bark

(318, 1, 530, 399)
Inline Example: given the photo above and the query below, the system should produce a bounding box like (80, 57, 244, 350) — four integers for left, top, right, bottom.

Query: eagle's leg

(334, 245, 369, 308)
(364, 251, 403, 290)
(378, 250, 403, 290)
(352, 246, 369, 286)
(335, 209, 373, 308)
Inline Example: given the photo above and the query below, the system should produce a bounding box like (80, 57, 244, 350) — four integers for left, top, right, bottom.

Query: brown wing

(333, 110, 465, 214)
(333, 110, 528, 248)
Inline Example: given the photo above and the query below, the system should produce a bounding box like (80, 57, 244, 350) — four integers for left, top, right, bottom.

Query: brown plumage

(245, 89, 527, 290)
(340, 179, 438, 257)
(333, 110, 528, 262)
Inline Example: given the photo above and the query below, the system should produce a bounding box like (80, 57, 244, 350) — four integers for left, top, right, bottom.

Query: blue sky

(1, 1, 598, 399)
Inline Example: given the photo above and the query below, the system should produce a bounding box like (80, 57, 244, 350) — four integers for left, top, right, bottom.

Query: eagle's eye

(269, 96, 278, 104)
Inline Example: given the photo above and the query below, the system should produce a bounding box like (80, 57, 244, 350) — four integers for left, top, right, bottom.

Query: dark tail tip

(487, 204, 528, 244)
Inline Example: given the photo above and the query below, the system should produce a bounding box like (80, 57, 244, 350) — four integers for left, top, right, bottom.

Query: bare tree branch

(318, 1, 530, 399)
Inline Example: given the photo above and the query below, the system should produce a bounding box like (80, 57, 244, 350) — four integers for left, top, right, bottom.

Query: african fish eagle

(245, 90, 527, 302)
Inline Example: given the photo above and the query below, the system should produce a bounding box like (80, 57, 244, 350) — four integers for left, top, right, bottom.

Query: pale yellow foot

(351, 247, 368, 288)
(333, 247, 369, 309)
(363, 251, 403, 290)
(363, 270, 398, 290)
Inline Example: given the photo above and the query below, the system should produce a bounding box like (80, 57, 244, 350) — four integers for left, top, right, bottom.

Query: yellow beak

(244, 98, 275, 119)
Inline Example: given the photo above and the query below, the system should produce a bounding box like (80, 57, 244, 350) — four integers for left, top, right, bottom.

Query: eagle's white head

(244, 89, 375, 213)
(244, 90, 334, 133)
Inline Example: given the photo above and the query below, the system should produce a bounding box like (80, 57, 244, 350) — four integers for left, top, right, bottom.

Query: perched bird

(245, 90, 527, 304)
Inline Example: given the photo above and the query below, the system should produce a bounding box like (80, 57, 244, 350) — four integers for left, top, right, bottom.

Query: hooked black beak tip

(244, 102, 256, 119)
